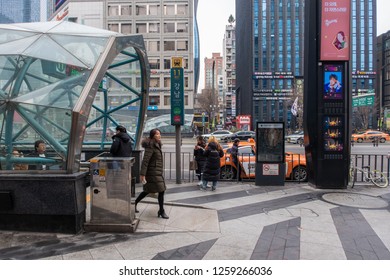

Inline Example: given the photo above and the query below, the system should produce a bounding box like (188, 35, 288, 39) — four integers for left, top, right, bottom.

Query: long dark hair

(149, 128, 160, 138)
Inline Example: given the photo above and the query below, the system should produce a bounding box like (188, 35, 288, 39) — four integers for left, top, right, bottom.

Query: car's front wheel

(292, 166, 307, 181)
(380, 138, 386, 143)
(220, 165, 237, 180)
(357, 138, 363, 143)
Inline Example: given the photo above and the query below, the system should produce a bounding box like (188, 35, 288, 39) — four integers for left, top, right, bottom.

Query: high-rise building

(223, 23, 236, 120)
(236, 0, 377, 130)
(0, 0, 41, 23)
(351, 0, 377, 130)
(51, 0, 200, 119)
(377, 31, 390, 130)
(236, 0, 305, 129)
(204, 53, 223, 89)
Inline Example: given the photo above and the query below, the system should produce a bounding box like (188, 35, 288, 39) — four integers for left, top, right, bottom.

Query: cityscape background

(1, 0, 390, 133)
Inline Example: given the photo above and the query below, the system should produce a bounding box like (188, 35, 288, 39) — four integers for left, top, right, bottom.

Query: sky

(197, 0, 390, 91)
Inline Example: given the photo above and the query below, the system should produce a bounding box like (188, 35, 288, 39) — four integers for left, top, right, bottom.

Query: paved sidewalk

(1, 181, 390, 260)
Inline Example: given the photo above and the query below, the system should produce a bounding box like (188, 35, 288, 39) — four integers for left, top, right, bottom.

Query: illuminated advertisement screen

(323, 64, 343, 100)
(55, 0, 67, 11)
(320, 0, 351, 61)
(256, 122, 284, 163)
(323, 116, 343, 152)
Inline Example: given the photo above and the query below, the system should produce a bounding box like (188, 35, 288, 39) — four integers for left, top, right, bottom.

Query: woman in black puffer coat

(135, 128, 169, 219)
(193, 136, 207, 186)
(201, 136, 224, 191)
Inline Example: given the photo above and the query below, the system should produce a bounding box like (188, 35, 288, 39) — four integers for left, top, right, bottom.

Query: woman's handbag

(189, 159, 198, 170)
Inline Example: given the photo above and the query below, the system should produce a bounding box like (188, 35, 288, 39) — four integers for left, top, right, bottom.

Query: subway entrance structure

(0, 21, 149, 233)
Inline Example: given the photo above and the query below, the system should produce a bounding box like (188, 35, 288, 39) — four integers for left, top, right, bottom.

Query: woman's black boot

(158, 210, 169, 219)
(135, 202, 139, 213)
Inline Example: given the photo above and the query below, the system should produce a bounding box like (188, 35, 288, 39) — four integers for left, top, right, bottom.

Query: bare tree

(198, 88, 219, 126)
(354, 106, 371, 130)
(228, 14, 235, 25)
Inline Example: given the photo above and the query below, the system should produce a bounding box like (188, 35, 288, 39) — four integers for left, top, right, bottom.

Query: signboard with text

(320, 0, 351, 61)
(170, 67, 184, 125)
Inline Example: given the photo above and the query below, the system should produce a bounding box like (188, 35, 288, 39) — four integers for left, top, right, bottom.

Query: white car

(285, 131, 304, 144)
(202, 130, 233, 141)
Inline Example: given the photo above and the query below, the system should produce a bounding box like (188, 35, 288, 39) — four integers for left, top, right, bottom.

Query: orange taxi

(351, 130, 390, 143)
(219, 139, 307, 181)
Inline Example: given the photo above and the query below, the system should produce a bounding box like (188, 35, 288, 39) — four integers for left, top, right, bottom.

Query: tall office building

(236, 0, 305, 129)
(236, 0, 377, 129)
(51, 0, 200, 119)
(351, 0, 377, 130)
(223, 23, 236, 119)
(377, 31, 390, 130)
(0, 0, 41, 23)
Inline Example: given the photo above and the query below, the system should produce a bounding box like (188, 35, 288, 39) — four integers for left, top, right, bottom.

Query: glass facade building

(0, 0, 41, 23)
(236, 0, 377, 129)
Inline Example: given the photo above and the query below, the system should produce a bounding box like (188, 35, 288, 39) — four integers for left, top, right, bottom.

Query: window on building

(121, 23, 132, 34)
(164, 95, 171, 105)
(164, 41, 175, 51)
(164, 77, 171, 88)
(149, 96, 160, 106)
(184, 95, 188, 105)
(136, 5, 147, 15)
(148, 41, 160, 52)
(108, 23, 119, 32)
(149, 5, 160, 15)
(136, 23, 147, 33)
(177, 22, 188, 33)
(149, 23, 160, 33)
(136, 77, 142, 88)
(184, 77, 189, 88)
(177, 4, 188, 15)
(150, 78, 160, 87)
(149, 58, 160, 70)
(164, 59, 171, 69)
(164, 4, 175, 15)
(177, 41, 188, 51)
(121, 5, 131, 16)
(108, 5, 119, 16)
(164, 22, 175, 33)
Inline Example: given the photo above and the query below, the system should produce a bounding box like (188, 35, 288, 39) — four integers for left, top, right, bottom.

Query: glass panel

(177, 4, 188, 15)
(121, 24, 132, 34)
(121, 5, 132, 16)
(108, 5, 119, 16)
(0, 34, 41, 55)
(136, 5, 147, 15)
(164, 41, 175, 51)
(51, 35, 109, 68)
(23, 35, 89, 68)
(0, 30, 37, 44)
(164, 4, 175, 15)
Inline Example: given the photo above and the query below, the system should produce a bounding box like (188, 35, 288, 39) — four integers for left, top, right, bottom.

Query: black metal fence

(159, 152, 389, 184)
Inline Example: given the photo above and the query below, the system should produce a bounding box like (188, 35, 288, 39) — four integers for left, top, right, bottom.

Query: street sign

(352, 95, 375, 107)
(170, 67, 184, 125)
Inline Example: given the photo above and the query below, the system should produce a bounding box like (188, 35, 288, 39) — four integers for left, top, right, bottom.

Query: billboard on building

(320, 0, 351, 61)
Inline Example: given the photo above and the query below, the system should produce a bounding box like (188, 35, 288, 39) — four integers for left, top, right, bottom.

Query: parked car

(219, 139, 307, 181)
(220, 130, 256, 142)
(285, 131, 304, 145)
(202, 130, 233, 141)
(351, 130, 390, 143)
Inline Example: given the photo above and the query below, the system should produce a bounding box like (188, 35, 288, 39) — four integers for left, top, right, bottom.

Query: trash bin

(84, 156, 139, 233)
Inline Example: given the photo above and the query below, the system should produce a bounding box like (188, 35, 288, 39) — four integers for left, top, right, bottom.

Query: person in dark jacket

(135, 128, 169, 219)
(193, 135, 207, 186)
(110, 125, 132, 157)
(230, 138, 240, 179)
(201, 136, 224, 191)
(28, 140, 49, 170)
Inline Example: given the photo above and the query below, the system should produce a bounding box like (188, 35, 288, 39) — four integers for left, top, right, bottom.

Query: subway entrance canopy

(0, 21, 149, 174)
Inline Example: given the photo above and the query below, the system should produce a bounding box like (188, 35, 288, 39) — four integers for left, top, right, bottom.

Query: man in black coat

(110, 125, 133, 157)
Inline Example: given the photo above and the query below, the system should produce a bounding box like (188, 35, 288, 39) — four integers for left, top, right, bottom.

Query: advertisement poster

(320, 0, 351, 61)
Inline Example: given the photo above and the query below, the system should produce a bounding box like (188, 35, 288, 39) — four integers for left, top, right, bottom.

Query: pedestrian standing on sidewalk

(201, 136, 224, 191)
(230, 138, 241, 179)
(193, 136, 207, 186)
(110, 125, 132, 157)
(135, 128, 169, 219)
